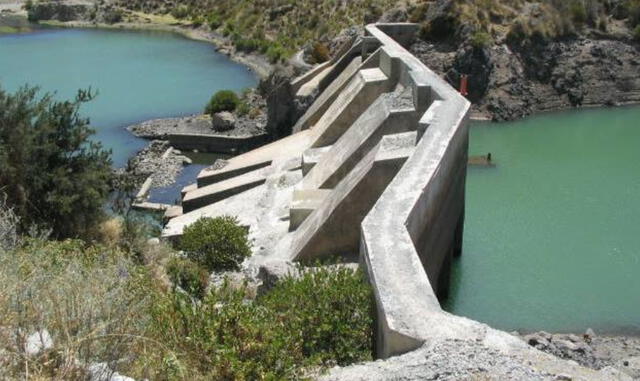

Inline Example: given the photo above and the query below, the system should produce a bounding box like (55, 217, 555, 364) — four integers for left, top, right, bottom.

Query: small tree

(180, 216, 251, 272)
(204, 90, 239, 117)
(0, 85, 112, 239)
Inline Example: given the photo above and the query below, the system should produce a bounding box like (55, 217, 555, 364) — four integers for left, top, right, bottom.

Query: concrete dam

(163, 23, 625, 379)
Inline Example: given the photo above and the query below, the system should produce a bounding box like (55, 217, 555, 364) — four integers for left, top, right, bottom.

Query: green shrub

(166, 257, 209, 298)
(236, 100, 251, 117)
(142, 265, 373, 379)
(204, 90, 240, 116)
(170, 5, 189, 19)
(235, 38, 261, 53)
(634, 25, 640, 40)
(266, 43, 288, 63)
(180, 216, 250, 272)
(0, 86, 112, 239)
(208, 12, 222, 29)
(261, 265, 374, 365)
(470, 31, 492, 49)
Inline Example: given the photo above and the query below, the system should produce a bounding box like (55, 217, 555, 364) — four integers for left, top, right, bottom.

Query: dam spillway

(162, 22, 624, 379)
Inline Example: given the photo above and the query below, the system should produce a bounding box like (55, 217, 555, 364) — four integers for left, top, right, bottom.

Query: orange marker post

(460, 74, 468, 97)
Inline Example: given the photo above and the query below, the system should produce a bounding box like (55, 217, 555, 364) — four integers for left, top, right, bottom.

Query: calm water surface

(446, 106, 640, 334)
(0, 27, 257, 166)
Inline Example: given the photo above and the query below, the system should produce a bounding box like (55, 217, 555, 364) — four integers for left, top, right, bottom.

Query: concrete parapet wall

(358, 23, 471, 358)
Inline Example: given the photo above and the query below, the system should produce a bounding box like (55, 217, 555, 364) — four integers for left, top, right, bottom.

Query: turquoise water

(446, 106, 640, 334)
(0, 27, 257, 166)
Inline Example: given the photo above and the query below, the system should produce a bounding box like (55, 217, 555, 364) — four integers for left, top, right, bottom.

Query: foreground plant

(138, 265, 374, 380)
(0, 85, 112, 239)
(0, 239, 156, 379)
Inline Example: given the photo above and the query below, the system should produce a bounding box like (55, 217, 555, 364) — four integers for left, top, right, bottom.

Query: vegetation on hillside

(411, 0, 640, 47)
(0, 85, 112, 239)
(0, 84, 374, 379)
(115, 0, 401, 61)
(0, 220, 373, 379)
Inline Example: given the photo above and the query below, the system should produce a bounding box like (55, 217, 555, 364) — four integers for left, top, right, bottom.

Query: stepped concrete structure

(163, 24, 628, 380)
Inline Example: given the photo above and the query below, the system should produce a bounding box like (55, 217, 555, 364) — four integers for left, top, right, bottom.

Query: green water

(446, 106, 640, 334)
(0, 26, 257, 166)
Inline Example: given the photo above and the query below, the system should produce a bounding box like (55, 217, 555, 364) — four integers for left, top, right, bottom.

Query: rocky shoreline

(116, 140, 192, 191)
(518, 330, 640, 377)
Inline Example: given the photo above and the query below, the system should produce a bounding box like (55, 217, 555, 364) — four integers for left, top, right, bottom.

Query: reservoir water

(0, 26, 258, 166)
(446, 106, 640, 334)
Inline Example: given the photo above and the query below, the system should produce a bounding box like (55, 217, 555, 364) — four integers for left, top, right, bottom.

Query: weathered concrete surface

(290, 132, 416, 262)
(292, 55, 364, 133)
(289, 189, 331, 231)
(302, 89, 417, 190)
(310, 68, 391, 147)
(301, 146, 332, 175)
(182, 167, 268, 213)
(197, 129, 312, 186)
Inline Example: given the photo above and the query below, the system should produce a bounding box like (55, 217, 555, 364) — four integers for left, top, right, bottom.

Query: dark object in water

(468, 153, 495, 167)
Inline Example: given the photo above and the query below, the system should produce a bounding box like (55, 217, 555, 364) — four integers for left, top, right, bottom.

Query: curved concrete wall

(358, 23, 471, 358)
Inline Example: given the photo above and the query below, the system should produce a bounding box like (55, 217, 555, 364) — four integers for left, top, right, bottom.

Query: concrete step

(289, 131, 417, 262)
(310, 67, 392, 148)
(301, 146, 332, 175)
(289, 189, 331, 231)
(184, 167, 268, 213)
(196, 129, 313, 187)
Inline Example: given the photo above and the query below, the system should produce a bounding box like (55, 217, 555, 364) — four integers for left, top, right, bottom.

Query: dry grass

(0, 239, 157, 380)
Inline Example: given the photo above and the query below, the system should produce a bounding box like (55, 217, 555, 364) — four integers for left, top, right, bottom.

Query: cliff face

(401, 0, 640, 121)
(411, 36, 640, 121)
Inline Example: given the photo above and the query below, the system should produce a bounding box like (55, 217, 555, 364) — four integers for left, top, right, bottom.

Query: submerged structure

(163, 23, 626, 379)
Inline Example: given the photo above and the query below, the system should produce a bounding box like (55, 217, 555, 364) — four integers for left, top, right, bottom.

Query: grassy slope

(115, 0, 403, 60)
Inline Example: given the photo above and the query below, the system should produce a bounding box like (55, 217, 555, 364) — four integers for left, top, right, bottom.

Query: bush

(569, 0, 588, 26)
(266, 43, 288, 63)
(470, 31, 492, 49)
(311, 42, 331, 63)
(634, 25, 640, 40)
(0, 195, 20, 252)
(180, 216, 250, 272)
(166, 257, 209, 298)
(204, 90, 239, 116)
(261, 265, 374, 365)
(170, 5, 189, 19)
(236, 100, 251, 116)
(141, 265, 373, 379)
(208, 12, 222, 29)
(0, 86, 112, 239)
(104, 9, 123, 24)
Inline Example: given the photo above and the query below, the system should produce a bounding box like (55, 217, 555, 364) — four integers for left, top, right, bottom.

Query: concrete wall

(358, 24, 471, 358)
(167, 132, 269, 154)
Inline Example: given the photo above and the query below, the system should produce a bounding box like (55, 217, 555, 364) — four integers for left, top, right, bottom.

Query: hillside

(112, 0, 403, 62)
(105, 0, 640, 120)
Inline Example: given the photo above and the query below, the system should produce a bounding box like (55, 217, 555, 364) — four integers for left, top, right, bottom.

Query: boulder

(211, 111, 236, 132)
(25, 329, 53, 356)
